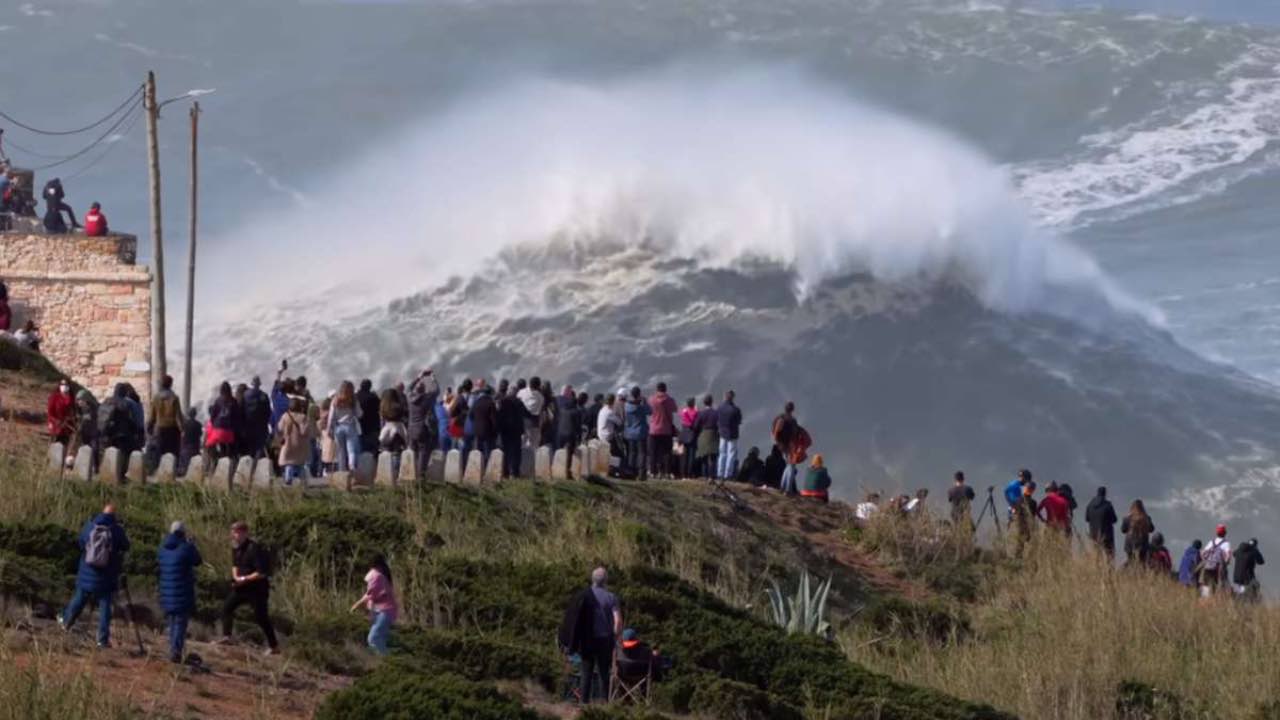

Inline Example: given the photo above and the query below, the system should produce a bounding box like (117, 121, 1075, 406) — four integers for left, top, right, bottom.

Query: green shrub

(0, 522, 79, 574)
(396, 629, 558, 690)
(255, 505, 412, 584)
(0, 551, 69, 605)
(314, 665, 542, 720)
(290, 613, 372, 675)
(689, 677, 802, 720)
(860, 596, 971, 644)
(1116, 680, 1191, 720)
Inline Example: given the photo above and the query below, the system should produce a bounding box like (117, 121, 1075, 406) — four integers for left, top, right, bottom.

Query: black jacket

(584, 402, 602, 440)
(556, 396, 582, 442)
(496, 393, 527, 441)
(232, 539, 272, 592)
(356, 389, 381, 439)
(469, 390, 498, 441)
(408, 376, 439, 436)
(736, 454, 765, 485)
(558, 587, 598, 655)
(1085, 497, 1117, 546)
(1233, 542, 1265, 585)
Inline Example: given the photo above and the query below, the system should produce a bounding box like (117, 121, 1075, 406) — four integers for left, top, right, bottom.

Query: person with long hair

(325, 381, 362, 472)
(351, 554, 398, 655)
(1120, 499, 1155, 565)
(207, 382, 239, 467)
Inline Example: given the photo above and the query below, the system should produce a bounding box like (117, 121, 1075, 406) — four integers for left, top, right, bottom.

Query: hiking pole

(120, 575, 146, 656)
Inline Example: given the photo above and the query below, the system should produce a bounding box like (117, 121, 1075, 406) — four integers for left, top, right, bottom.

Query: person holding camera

(157, 520, 203, 663)
(407, 369, 440, 478)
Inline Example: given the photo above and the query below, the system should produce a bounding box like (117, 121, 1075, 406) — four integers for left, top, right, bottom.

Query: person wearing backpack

(58, 504, 131, 648)
(241, 376, 273, 461)
(147, 374, 184, 461)
(218, 521, 279, 655)
(157, 521, 203, 663)
(772, 402, 809, 496)
(1198, 524, 1232, 599)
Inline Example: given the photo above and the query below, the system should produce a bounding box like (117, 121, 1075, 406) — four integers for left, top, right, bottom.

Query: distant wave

(208, 66, 1156, 325)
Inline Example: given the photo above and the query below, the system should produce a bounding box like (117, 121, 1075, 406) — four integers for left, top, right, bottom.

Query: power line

(28, 97, 145, 172)
(0, 84, 143, 136)
(64, 103, 146, 182)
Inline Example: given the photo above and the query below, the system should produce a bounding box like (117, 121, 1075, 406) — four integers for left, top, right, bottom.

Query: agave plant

(764, 569, 833, 639)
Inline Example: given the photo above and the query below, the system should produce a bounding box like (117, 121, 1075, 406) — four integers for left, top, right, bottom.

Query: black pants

(501, 434, 522, 478)
(221, 585, 278, 649)
(648, 435, 673, 477)
(557, 436, 578, 477)
(154, 426, 181, 458)
(579, 639, 614, 703)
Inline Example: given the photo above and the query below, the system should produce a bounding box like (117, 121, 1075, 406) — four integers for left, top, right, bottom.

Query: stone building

(1, 232, 152, 402)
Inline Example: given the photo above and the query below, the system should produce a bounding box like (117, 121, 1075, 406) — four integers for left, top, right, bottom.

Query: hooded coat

(157, 532, 203, 613)
(75, 513, 130, 594)
(1178, 545, 1201, 586)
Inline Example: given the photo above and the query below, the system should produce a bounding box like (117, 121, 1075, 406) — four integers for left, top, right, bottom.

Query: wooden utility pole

(182, 101, 199, 410)
(145, 70, 167, 392)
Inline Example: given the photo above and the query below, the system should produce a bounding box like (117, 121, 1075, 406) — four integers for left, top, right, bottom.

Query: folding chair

(609, 652, 653, 705)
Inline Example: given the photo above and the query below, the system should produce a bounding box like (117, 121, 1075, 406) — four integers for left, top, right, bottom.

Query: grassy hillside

(0, 442, 1008, 720)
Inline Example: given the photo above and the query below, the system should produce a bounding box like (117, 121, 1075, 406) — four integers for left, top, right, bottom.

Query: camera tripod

(974, 486, 1002, 537)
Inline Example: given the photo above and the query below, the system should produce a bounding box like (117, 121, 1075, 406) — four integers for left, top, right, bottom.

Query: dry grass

(843, 523, 1280, 720)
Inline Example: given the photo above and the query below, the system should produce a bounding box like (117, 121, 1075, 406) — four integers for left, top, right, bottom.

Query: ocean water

(3, 0, 1280, 549)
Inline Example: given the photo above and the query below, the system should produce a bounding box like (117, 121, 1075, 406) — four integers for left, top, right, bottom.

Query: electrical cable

(63, 103, 145, 182)
(0, 85, 143, 136)
(27, 96, 145, 172)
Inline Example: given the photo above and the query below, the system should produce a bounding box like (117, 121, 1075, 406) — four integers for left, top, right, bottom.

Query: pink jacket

(361, 569, 398, 622)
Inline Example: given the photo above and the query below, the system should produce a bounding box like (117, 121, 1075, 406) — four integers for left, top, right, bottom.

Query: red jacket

(84, 209, 108, 237)
(47, 391, 75, 436)
(1038, 492, 1071, 530)
(647, 392, 677, 437)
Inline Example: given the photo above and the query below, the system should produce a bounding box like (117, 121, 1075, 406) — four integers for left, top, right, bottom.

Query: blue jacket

(435, 400, 451, 441)
(623, 400, 650, 441)
(717, 401, 742, 440)
(157, 532, 203, 613)
(75, 513, 131, 594)
(1004, 479, 1023, 508)
(1178, 545, 1201, 586)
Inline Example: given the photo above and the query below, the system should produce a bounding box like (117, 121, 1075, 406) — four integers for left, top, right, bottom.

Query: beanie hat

(1216, 524, 1227, 537)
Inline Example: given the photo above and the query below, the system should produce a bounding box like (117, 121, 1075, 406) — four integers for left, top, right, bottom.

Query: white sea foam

(206, 66, 1155, 325)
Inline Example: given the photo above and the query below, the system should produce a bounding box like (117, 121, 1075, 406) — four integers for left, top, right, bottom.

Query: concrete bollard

(154, 453, 177, 483)
(483, 449, 504, 484)
(443, 449, 462, 484)
(73, 445, 94, 481)
(399, 449, 417, 484)
(571, 448, 584, 480)
(551, 449, 569, 480)
(521, 447, 535, 478)
(233, 456, 254, 489)
(252, 459, 274, 489)
(48, 442, 66, 472)
(329, 470, 353, 492)
(210, 457, 233, 491)
(375, 452, 398, 486)
(463, 451, 484, 486)
(125, 451, 145, 484)
(356, 452, 377, 485)
(535, 446, 552, 480)
(426, 450, 445, 483)
(97, 448, 121, 484)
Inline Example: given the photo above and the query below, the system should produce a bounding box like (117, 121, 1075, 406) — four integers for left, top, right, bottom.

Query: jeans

(167, 611, 190, 661)
(717, 438, 738, 479)
(63, 588, 113, 645)
(368, 611, 392, 655)
(438, 433, 452, 453)
(781, 463, 798, 495)
(334, 424, 360, 472)
(410, 429, 434, 479)
(625, 438, 646, 478)
(283, 464, 304, 486)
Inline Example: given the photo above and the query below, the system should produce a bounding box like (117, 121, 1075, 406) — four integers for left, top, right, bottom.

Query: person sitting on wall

(14, 320, 41, 352)
(83, 202, 109, 236)
(42, 177, 81, 234)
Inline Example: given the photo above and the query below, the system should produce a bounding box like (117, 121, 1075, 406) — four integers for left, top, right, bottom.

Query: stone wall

(1, 232, 151, 402)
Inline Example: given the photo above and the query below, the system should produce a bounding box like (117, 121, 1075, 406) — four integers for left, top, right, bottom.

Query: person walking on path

(647, 383, 678, 479)
(350, 554, 398, 655)
(716, 390, 742, 480)
(218, 521, 279, 655)
(157, 521, 202, 663)
(558, 566, 623, 704)
(1121, 500, 1155, 567)
(1085, 487, 1118, 558)
(59, 504, 131, 648)
(1198, 525, 1232, 598)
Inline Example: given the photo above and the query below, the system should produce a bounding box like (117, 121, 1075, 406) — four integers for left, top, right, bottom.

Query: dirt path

(8, 620, 348, 720)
